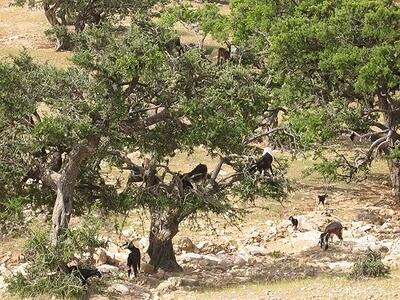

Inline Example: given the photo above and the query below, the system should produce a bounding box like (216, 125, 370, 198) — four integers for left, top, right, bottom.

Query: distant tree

(0, 16, 288, 271)
(227, 0, 400, 200)
(13, 0, 162, 50)
(161, 2, 231, 49)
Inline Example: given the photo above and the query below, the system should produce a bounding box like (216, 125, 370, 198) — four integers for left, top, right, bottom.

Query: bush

(6, 216, 107, 298)
(349, 250, 390, 279)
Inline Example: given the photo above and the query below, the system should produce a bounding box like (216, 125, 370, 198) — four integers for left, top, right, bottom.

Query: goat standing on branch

(248, 147, 274, 176)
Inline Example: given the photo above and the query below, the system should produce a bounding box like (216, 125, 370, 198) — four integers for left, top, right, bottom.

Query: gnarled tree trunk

(44, 4, 61, 27)
(388, 159, 400, 202)
(50, 135, 100, 245)
(147, 208, 183, 272)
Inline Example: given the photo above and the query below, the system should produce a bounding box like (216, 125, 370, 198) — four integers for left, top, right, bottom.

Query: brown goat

(217, 47, 231, 64)
(319, 221, 344, 250)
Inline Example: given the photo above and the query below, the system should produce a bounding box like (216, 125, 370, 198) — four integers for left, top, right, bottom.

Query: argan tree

(227, 0, 400, 199)
(0, 16, 288, 271)
(13, 0, 162, 50)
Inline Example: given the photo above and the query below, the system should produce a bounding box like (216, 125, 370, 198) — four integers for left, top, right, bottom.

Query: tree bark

(388, 159, 400, 202)
(147, 208, 183, 272)
(44, 3, 61, 27)
(50, 135, 100, 245)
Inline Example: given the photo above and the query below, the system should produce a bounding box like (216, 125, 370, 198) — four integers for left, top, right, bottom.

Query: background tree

(227, 0, 400, 200)
(161, 2, 231, 49)
(13, 0, 162, 50)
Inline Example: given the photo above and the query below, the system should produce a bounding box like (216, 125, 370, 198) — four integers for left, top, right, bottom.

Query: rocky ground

(1, 202, 400, 299)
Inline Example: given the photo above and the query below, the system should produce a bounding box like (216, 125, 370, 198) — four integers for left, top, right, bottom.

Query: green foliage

(6, 217, 107, 298)
(45, 25, 75, 50)
(161, 3, 231, 43)
(268, 250, 285, 259)
(288, 108, 338, 147)
(386, 142, 400, 159)
(349, 250, 390, 279)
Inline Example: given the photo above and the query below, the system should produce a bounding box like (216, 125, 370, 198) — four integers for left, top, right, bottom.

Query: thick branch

(245, 127, 285, 144)
(110, 150, 144, 174)
(61, 135, 100, 179)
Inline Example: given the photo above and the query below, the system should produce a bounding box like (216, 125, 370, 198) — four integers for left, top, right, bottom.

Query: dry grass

(0, 0, 72, 66)
(176, 270, 400, 300)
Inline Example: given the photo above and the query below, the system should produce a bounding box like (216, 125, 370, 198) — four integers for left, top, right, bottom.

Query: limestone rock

(108, 283, 129, 294)
(139, 237, 149, 252)
(177, 237, 197, 252)
(238, 245, 267, 257)
(121, 229, 136, 238)
(97, 264, 119, 273)
(156, 277, 182, 293)
(141, 262, 155, 274)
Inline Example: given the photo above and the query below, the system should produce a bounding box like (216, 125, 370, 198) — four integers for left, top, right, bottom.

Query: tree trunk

(44, 4, 61, 27)
(50, 178, 74, 244)
(50, 136, 100, 245)
(388, 159, 400, 202)
(147, 208, 183, 272)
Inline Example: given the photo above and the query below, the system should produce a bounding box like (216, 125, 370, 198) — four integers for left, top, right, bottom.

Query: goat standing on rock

(289, 216, 299, 230)
(318, 193, 329, 205)
(319, 221, 344, 250)
(124, 240, 141, 278)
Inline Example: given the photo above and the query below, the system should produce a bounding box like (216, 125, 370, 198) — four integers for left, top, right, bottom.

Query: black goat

(123, 240, 141, 278)
(67, 265, 102, 285)
(319, 221, 344, 250)
(183, 163, 208, 182)
(249, 147, 274, 176)
(318, 193, 328, 205)
(288, 216, 298, 230)
(165, 36, 184, 55)
(176, 163, 208, 190)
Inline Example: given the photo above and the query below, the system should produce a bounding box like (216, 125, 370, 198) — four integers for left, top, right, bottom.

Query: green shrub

(6, 216, 107, 298)
(349, 250, 390, 279)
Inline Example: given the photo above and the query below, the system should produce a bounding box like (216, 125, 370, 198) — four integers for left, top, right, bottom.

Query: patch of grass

(6, 216, 107, 299)
(349, 250, 390, 279)
(268, 250, 285, 259)
(0, 47, 72, 67)
(177, 271, 400, 300)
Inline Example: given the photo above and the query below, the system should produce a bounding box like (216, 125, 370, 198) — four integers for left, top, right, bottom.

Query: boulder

(238, 245, 267, 257)
(121, 229, 136, 238)
(196, 241, 209, 251)
(108, 283, 129, 295)
(141, 262, 155, 274)
(0, 276, 7, 291)
(139, 237, 149, 252)
(156, 277, 182, 293)
(177, 237, 197, 252)
(180, 252, 202, 263)
(97, 264, 119, 273)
